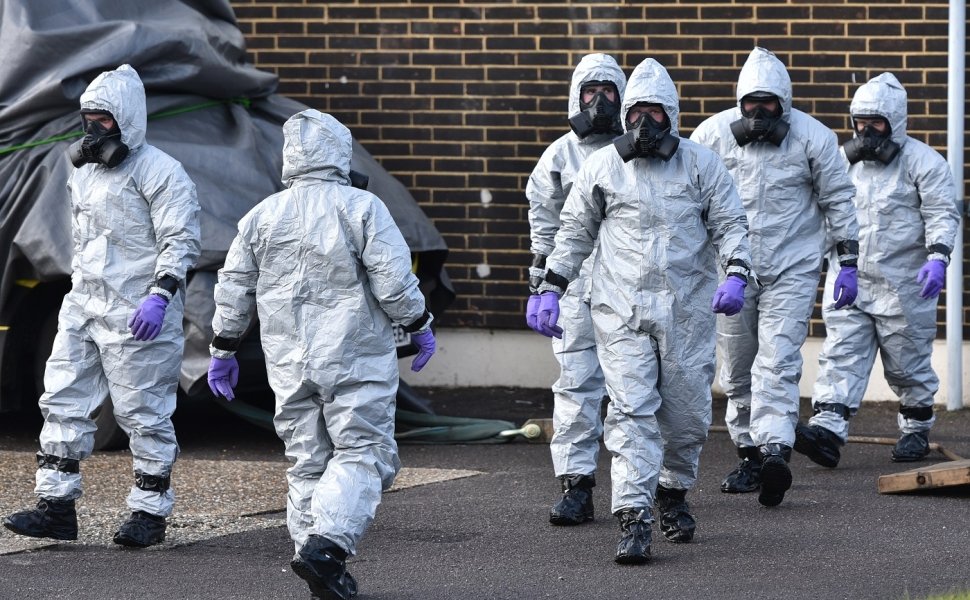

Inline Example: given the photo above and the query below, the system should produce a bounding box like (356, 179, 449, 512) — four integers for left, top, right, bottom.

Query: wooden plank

(877, 459, 970, 494)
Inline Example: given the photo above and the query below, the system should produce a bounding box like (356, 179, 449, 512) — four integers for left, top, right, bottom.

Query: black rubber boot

(758, 444, 793, 507)
(794, 422, 844, 468)
(655, 486, 696, 543)
(3, 497, 78, 541)
(614, 508, 652, 565)
(892, 431, 930, 462)
(720, 446, 761, 493)
(291, 534, 358, 600)
(113, 511, 167, 547)
(549, 474, 594, 526)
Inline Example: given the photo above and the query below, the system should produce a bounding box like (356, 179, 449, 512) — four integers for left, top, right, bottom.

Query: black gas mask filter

(349, 169, 369, 190)
(730, 95, 789, 147)
(569, 83, 622, 138)
(68, 113, 129, 168)
(842, 119, 900, 165)
(613, 110, 679, 162)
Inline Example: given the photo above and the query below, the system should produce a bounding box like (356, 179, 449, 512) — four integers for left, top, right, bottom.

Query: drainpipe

(945, 0, 965, 410)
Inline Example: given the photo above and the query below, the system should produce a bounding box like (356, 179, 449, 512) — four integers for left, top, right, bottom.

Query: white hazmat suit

(527, 53, 626, 481)
(36, 64, 201, 518)
(808, 73, 959, 444)
(211, 110, 429, 556)
(690, 48, 859, 455)
(542, 59, 752, 515)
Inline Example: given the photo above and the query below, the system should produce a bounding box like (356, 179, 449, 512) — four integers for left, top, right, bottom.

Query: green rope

(148, 96, 251, 120)
(0, 97, 252, 156)
(0, 131, 85, 154)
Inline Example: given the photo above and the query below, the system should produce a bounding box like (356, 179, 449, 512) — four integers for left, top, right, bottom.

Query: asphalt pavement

(0, 386, 968, 600)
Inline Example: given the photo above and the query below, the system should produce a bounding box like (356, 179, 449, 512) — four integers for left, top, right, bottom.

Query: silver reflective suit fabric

(36, 65, 201, 517)
(527, 54, 626, 477)
(689, 47, 858, 448)
(809, 73, 959, 441)
(212, 110, 426, 555)
(545, 58, 751, 512)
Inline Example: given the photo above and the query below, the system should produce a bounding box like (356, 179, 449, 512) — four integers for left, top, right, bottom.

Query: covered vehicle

(0, 0, 454, 448)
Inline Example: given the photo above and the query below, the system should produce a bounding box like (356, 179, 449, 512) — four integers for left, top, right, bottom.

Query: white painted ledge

(400, 327, 969, 408)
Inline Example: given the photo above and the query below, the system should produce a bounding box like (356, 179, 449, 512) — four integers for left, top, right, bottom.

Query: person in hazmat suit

(3, 64, 201, 548)
(531, 58, 752, 564)
(794, 73, 959, 467)
(690, 47, 859, 507)
(524, 53, 626, 529)
(205, 109, 436, 600)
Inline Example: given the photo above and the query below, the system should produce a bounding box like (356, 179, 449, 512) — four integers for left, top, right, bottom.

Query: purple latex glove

(525, 294, 541, 331)
(711, 276, 746, 316)
(536, 291, 563, 339)
(207, 356, 239, 401)
(917, 259, 946, 299)
(410, 330, 436, 372)
(833, 266, 858, 309)
(128, 294, 168, 341)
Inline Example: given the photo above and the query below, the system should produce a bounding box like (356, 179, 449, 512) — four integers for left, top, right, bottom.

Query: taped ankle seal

(36, 452, 79, 473)
(135, 472, 171, 493)
(898, 405, 933, 422)
(815, 403, 851, 420)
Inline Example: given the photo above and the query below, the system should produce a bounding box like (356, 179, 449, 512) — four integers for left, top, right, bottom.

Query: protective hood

(567, 53, 627, 116)
(849, 72, 908, 146)
(79, 64, 146, 150)
(736, 47, 792, 118)
(621, 58, 680, 136)
(281, 109, 352, 188)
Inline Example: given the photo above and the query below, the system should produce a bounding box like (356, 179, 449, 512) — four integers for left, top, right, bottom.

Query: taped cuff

(836, 240, 860, 267)
(211, 335, 241, 353)
(135, 472, 171, 493)
(153, 274, 180, 294)
(403, 310, 432, 333)
(529, 253, 547, 294)
(149, 287, 173, 302)
(927, 244, 952, 266)
(899, 405, 933, 422)
(544, 269, 570, 291)
(814, 402, 851, 420)
(726, 258, 751, 283)
(36, 452, 80, 474)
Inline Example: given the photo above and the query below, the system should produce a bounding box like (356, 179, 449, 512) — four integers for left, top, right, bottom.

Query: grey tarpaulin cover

(0, 0, 453, 397)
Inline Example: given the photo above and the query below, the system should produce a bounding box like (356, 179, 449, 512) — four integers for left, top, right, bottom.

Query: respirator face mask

(569, 83, 622, 138)
(613, 109, 679, 162)
(730, 94, 789, 147)
(843, 118, 899, 165)
(67, 113, 129, 168)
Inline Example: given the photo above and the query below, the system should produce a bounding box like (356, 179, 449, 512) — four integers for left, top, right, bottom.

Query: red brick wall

(229, 0, 969, 335)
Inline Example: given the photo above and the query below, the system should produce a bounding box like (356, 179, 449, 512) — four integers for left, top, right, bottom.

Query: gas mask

(569, 85, 622, 138)
(613, 112, 679, 162)
(67, 116, 129, 168)
(842, 122, 900, 165)
(730, 97, 789, 147)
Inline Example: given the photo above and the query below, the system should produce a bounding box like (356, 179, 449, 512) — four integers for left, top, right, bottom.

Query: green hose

(210, 397, 517, 444)
(395, 409, 516, 444)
